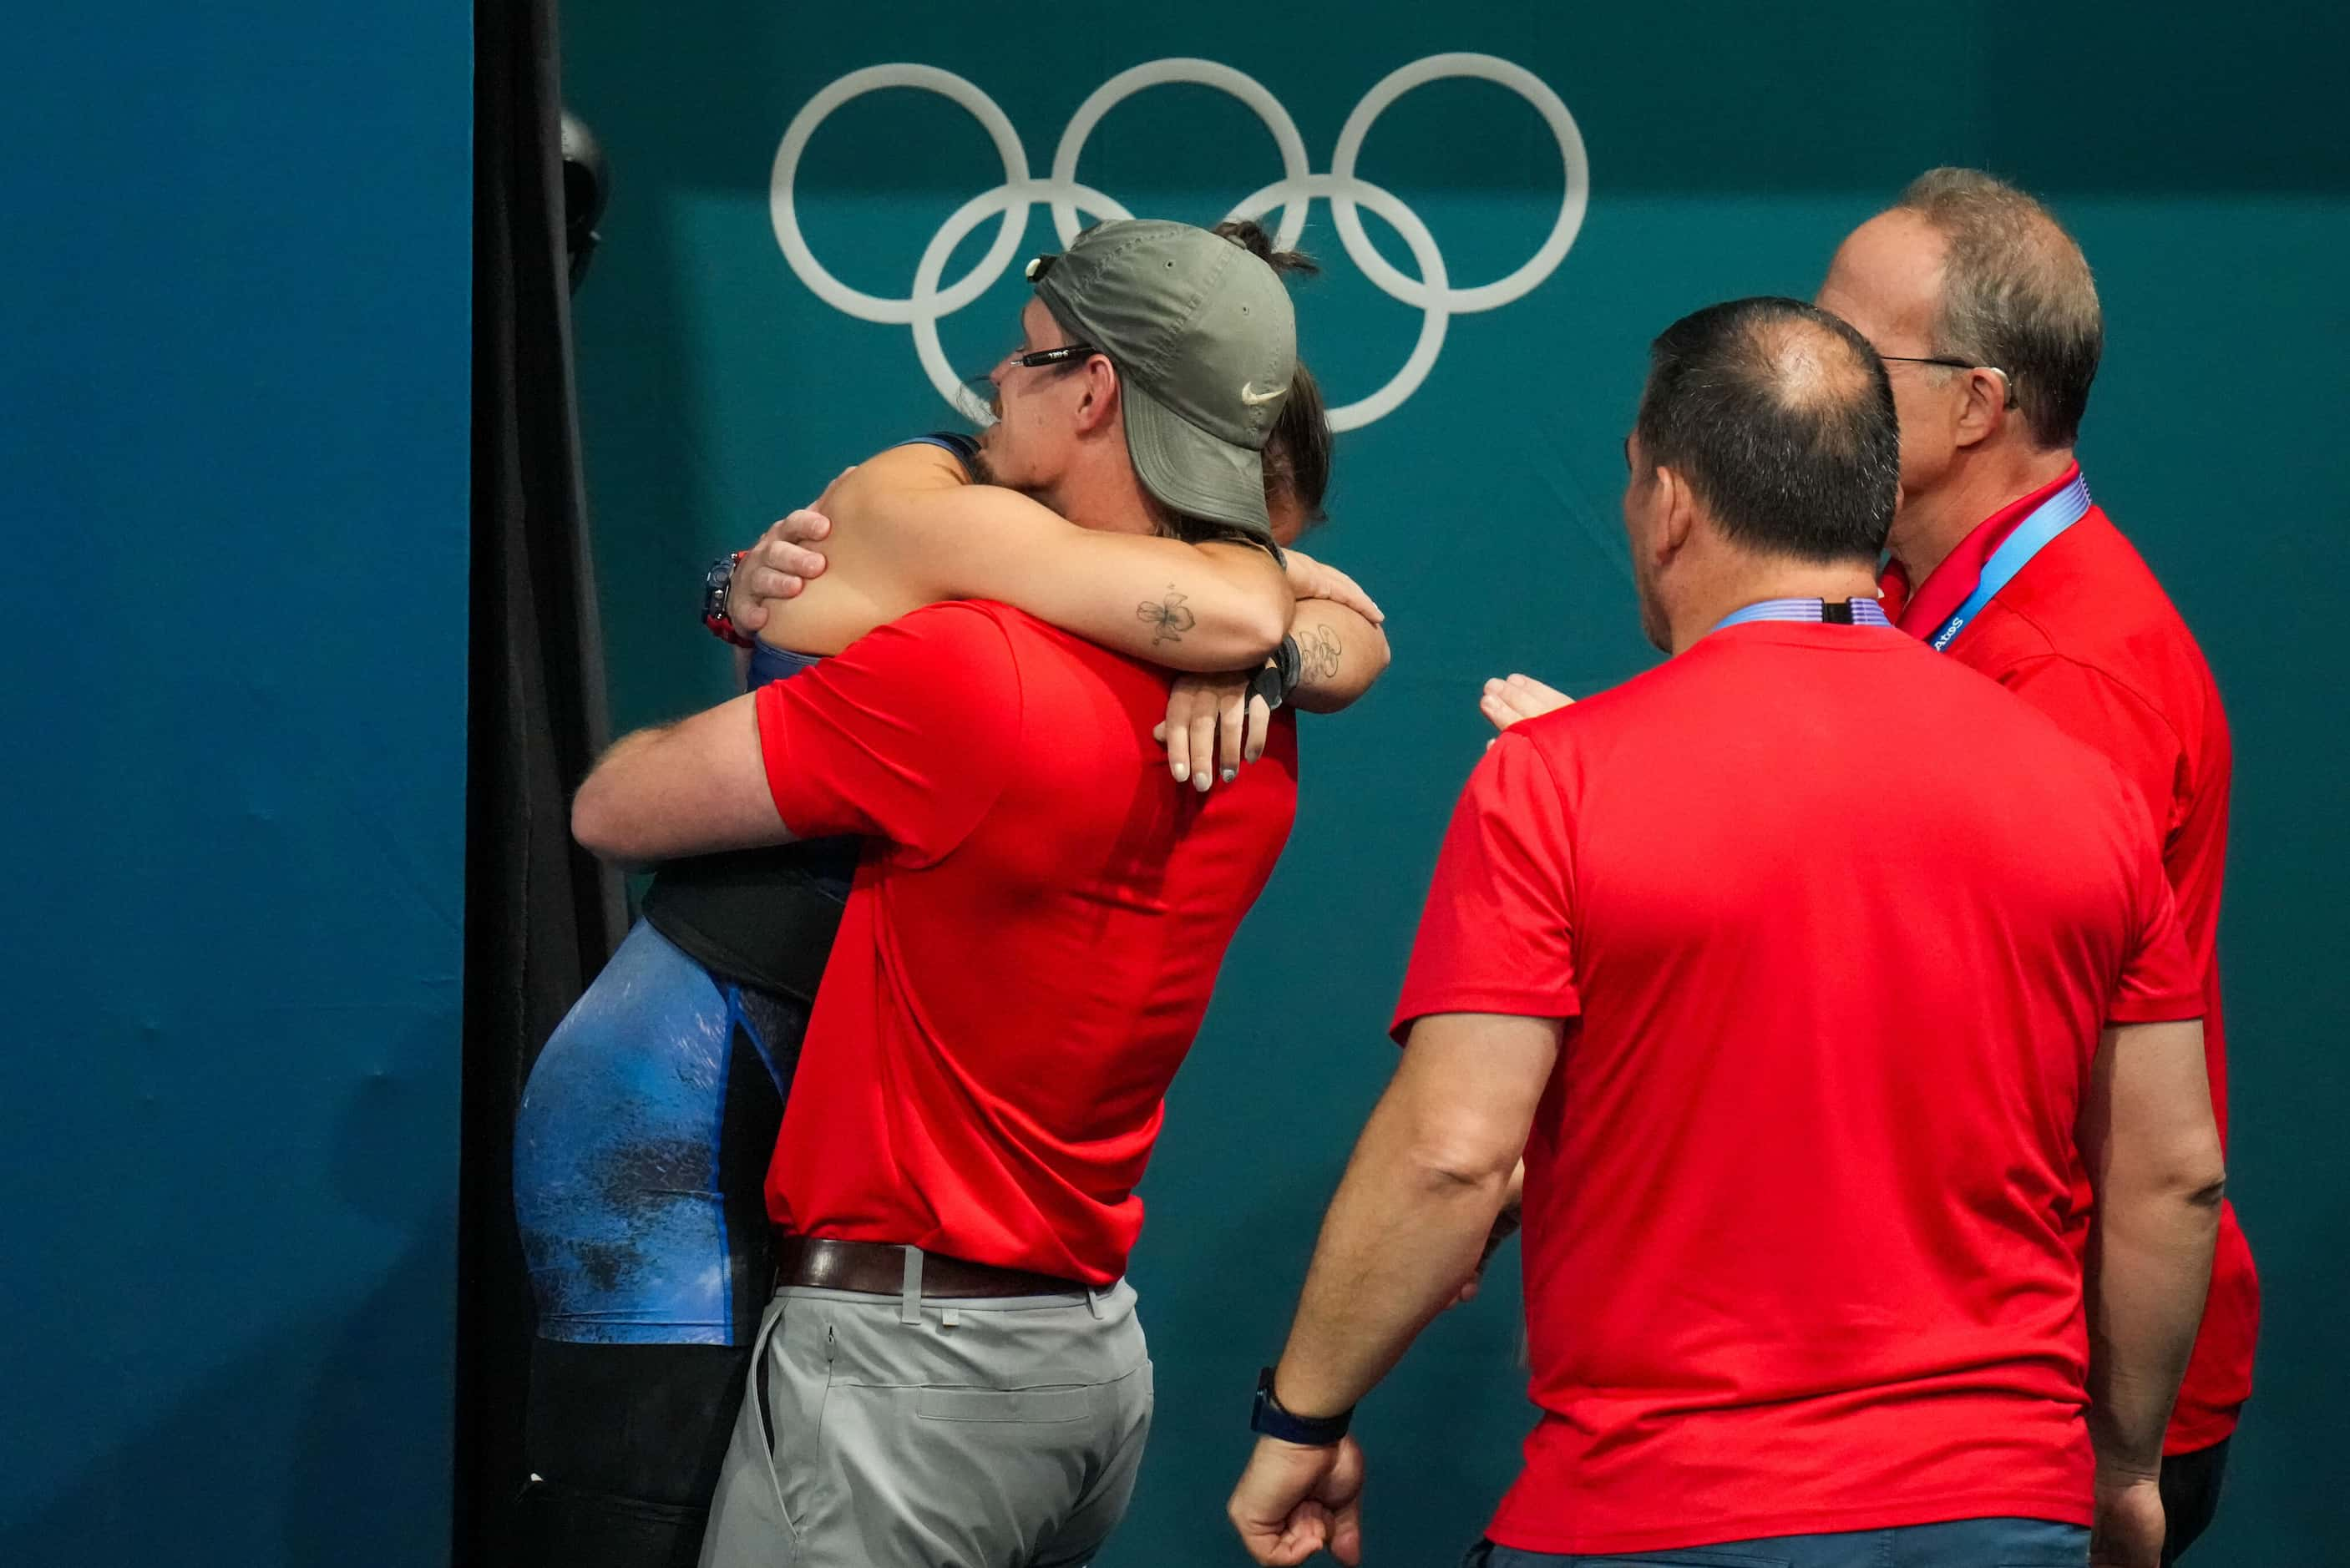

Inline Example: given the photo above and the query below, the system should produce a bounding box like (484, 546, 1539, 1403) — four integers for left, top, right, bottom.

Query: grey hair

(1892, 168, 2103, 449)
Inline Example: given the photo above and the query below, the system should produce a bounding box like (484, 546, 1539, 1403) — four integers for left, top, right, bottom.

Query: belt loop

(899, 1246, 924, 1326)
(1085, 1286, 1102, 1320)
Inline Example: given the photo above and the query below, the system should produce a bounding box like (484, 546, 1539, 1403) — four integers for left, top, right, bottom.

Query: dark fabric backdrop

(457, 2, 624, 1561)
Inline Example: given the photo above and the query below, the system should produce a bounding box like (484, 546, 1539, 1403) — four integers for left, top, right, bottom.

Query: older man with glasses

(1812, 169, 2254, 1566)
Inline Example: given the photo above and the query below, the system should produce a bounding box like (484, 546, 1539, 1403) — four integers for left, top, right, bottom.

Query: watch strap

(1248, 635, 1304, 713)
(703, 550, 755, 648)
(1249, 1366, 1352, 1446)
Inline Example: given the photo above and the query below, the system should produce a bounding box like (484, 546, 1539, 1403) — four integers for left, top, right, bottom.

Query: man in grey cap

(570, 219, 1312, 1568)
(988, 216, 1301, 542)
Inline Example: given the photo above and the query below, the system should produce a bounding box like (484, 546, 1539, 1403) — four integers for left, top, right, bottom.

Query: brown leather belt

(773, 1234, 1087, 1299)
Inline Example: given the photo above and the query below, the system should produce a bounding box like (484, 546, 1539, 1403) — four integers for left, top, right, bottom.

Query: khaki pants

(699, 1267, 1153, 1568)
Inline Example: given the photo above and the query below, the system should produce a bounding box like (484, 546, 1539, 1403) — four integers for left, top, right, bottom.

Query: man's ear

(1072, 354, 1122, 436)
(1953, 366, 2011, 449)
(1654, 465, 1699, 562)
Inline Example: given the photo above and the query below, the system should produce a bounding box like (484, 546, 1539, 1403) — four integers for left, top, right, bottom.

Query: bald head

(1737, 311, 1882, 410)
(1633, 296, 1902, 564)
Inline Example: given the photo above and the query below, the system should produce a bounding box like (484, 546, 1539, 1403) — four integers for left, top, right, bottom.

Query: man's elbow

(1398, 1113, 1522, 1201)
(2165, 1114, 2229, 1210)
(2122, 1139, 2227, 1216)
(570, 775, 641, 863)
(2180, 1156, 2227, 1212)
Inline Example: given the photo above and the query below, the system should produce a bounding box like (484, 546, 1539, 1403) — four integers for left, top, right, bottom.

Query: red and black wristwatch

(702, 551, 756, 647)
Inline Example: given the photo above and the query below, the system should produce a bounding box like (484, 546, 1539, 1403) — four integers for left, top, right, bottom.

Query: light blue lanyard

(1927, 473, 2093, 651)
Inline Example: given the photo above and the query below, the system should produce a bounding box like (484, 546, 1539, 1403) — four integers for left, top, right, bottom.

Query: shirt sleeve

(2108, 804, 2204, 1024)
(753, 601, 1017, 863)
(2003, 655, 2188, 844)
(1390, 731, 1582, 1042)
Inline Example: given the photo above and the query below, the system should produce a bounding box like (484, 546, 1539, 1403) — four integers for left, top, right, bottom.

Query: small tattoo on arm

(1297, 624, 1344, 684)
(1138, 586, 1198, 645)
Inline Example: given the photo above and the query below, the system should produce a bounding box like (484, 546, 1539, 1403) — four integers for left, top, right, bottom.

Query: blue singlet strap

(747, 639, 823, 689)
(898, 431, 980, 480)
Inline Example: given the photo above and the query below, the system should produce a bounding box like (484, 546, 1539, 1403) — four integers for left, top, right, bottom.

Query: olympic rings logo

(771, 54, 1588, 432)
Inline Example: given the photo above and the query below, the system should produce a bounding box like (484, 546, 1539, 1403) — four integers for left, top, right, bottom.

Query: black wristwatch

(1248, 634, 1304, 713)
(1249, 1366, 1353, 1446)
(702, 551, 754, 648)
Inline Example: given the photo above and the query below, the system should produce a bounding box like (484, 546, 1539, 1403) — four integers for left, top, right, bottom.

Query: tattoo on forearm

(1297, 623, 1344, 685)
(1137, 586, 1198, 645)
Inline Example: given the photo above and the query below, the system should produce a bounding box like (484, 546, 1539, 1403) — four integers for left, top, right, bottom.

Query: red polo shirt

(1395, 621, 2201, 1555)
(1886, 466, 2254, 1454)
(752, 599, 1297, 1285)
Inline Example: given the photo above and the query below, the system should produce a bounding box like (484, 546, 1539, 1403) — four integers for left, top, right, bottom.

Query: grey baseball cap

(1027, 219, 1295, 539)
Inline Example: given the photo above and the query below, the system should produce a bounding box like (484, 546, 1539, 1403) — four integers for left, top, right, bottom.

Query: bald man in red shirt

(1238, 297, 2223, 1568)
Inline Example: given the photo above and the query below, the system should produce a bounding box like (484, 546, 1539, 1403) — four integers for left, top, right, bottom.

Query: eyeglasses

(1878, 353, 1980, 372)
(1003, 344, 1101, 371)
(960, 342, 1104, 418)
(1879, 355, 2018, 409)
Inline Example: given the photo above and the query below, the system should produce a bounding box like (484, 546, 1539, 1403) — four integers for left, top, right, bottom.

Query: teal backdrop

(1, 2, 471, 1564)
(565, 5, 2349, 1564)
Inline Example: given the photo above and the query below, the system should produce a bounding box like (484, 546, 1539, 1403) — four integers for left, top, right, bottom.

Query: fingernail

(1195, 771, 1212, 793)
(1172, 763, 1188, 783)
(1221, 767, 1238, 784)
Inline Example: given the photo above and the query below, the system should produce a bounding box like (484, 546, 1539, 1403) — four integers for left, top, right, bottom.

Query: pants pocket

(913, 1383, 1091, 1424)
(1983, 1515, 2092, 1565)
(754, 1316, 837, 1537)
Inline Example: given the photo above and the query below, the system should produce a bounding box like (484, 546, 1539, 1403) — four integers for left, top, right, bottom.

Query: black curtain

(457, 1, 624, 1562)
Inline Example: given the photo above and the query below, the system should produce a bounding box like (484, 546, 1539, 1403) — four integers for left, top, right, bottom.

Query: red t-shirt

(1394, 621, 2202, 1555)
(1887, 467, 2253, 1454)
(750, 600, 1296, 1287)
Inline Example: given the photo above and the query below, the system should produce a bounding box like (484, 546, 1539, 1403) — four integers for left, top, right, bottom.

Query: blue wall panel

(0, 4, 473, 1563)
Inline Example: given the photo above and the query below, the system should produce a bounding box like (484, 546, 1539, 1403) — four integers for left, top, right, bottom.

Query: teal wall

(0, 3, 473, 1564)
(565, 5, 2349, 1562)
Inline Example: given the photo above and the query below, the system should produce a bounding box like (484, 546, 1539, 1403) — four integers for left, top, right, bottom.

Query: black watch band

(1248, 635, 1303, 713)
(1249, 1366, 1352, 1446)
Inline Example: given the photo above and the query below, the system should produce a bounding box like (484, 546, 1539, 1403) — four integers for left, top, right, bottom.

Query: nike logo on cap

(1240, 382, 1288, 406)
